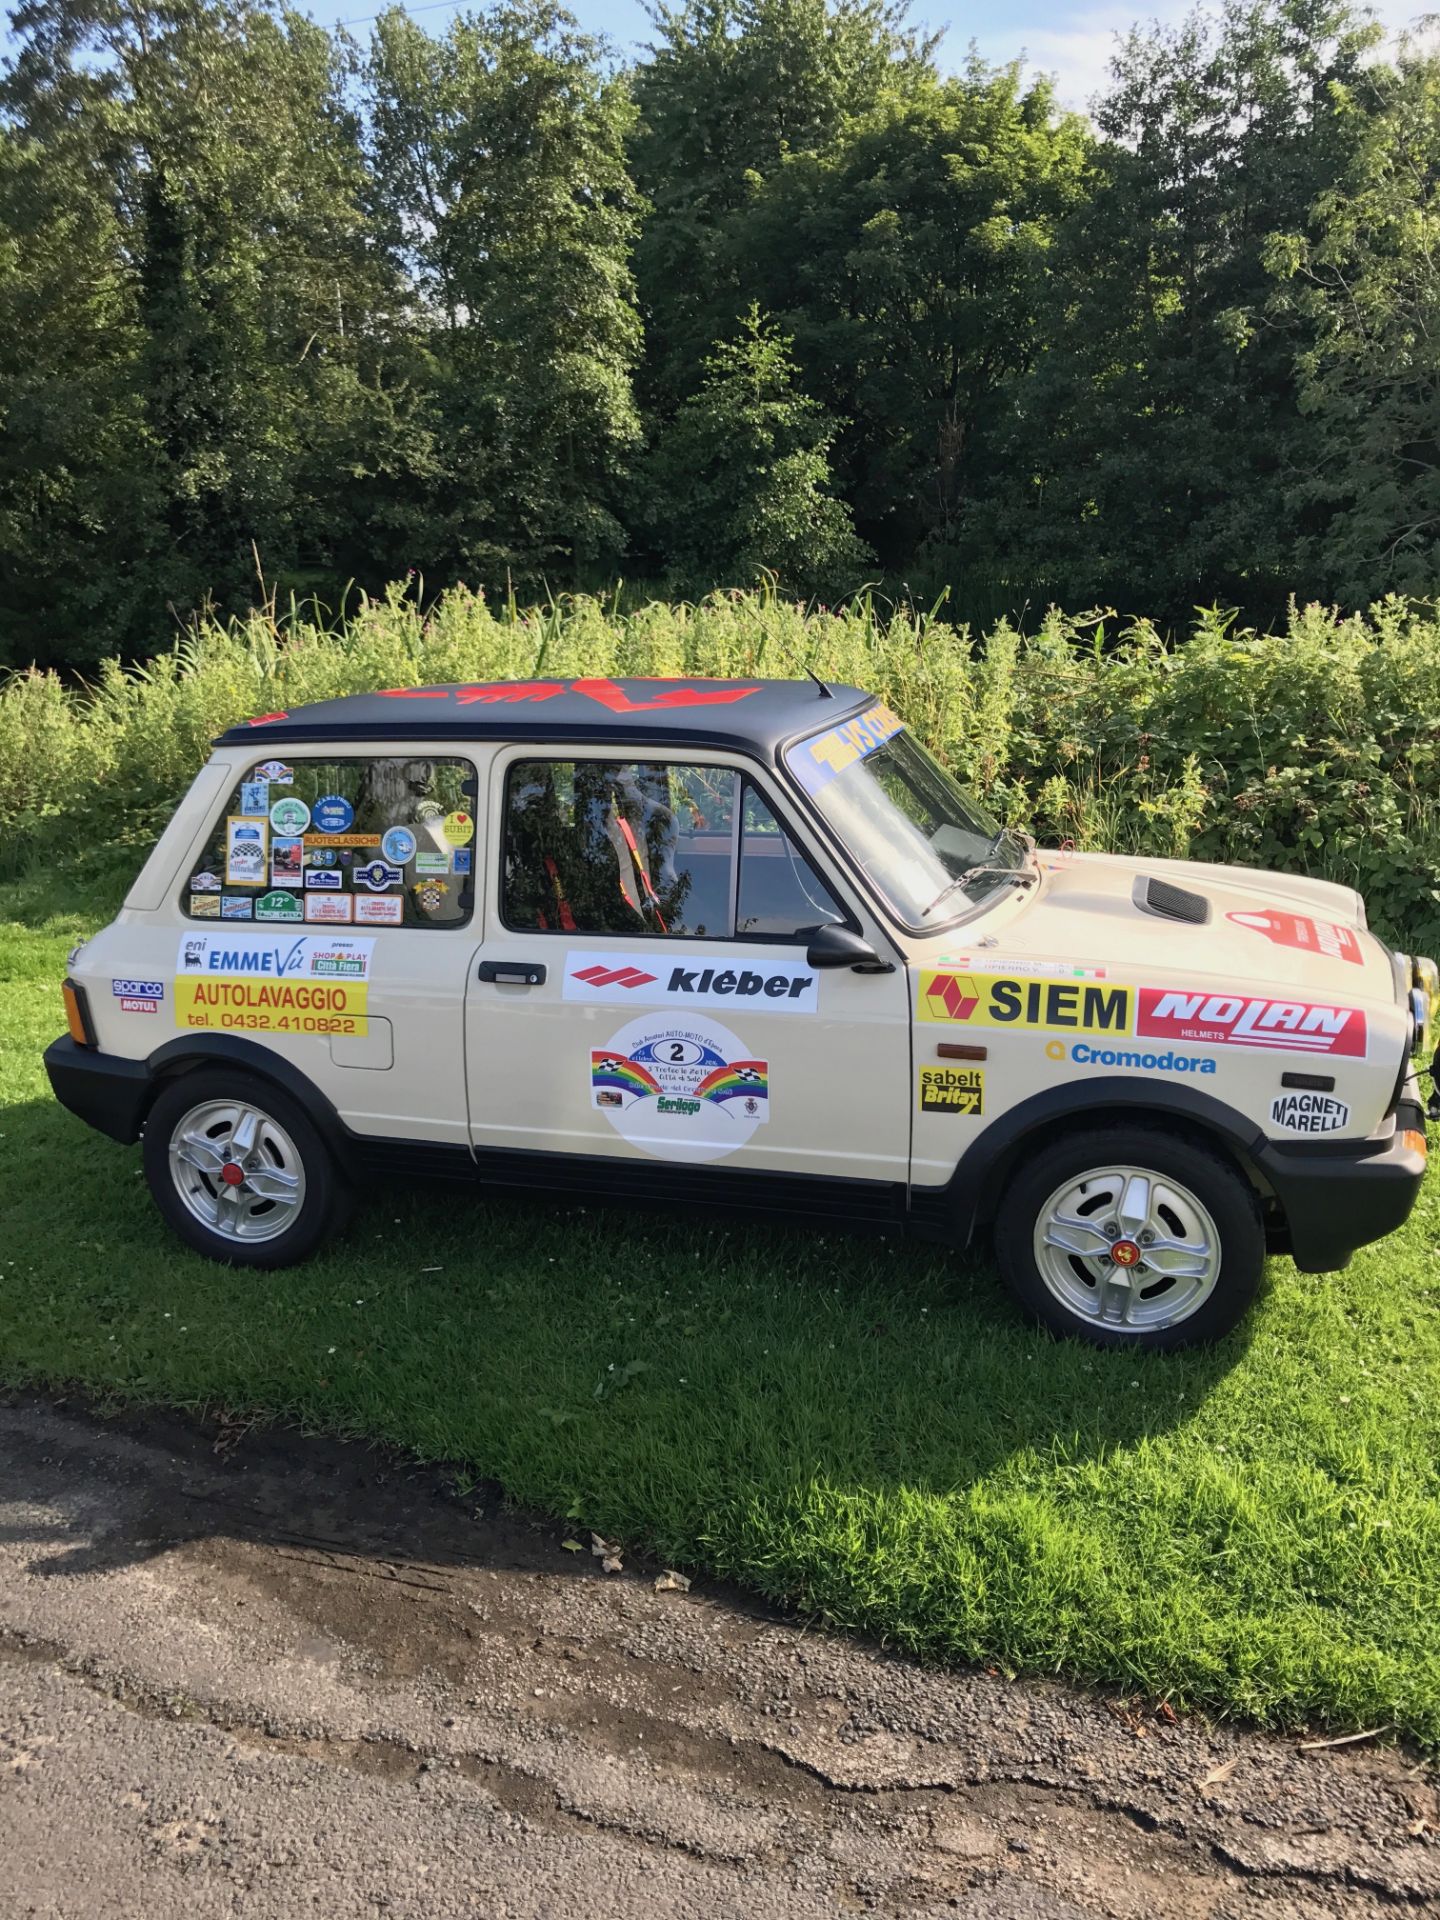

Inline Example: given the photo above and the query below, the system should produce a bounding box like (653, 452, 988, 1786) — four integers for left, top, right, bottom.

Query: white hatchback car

(46, 676, 1437, 1348)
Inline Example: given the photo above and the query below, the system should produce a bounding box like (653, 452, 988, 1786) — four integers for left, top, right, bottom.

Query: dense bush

(3, 586, 1438, 949)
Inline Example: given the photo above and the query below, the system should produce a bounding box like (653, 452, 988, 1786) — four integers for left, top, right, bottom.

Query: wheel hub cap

(167, 1099, 306, 1243)
(1032, 1163, 1222, 1332)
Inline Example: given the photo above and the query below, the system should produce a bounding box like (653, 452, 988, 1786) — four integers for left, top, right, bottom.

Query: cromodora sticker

(589, 1014, 768, 1165)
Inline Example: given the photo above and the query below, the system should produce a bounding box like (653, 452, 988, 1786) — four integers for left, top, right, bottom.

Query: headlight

(1411, 955, 1439, 1058)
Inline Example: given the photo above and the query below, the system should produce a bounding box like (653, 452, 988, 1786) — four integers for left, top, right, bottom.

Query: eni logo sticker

(919, 971, 1132, 1035)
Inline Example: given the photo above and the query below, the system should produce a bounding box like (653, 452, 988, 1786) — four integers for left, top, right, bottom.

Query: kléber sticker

(174, 932, 374, 1035)
(590, 1015, 769, 1163)
(563, 950, 818, 1013)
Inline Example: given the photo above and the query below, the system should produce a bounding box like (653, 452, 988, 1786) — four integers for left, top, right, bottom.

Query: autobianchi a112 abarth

(45, 677, 1439, 1348)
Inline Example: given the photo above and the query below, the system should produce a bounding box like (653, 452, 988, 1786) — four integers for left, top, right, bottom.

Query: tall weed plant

(3, 587, 1438, 948)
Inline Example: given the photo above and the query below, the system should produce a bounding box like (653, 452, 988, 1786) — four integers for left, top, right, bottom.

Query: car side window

(502, 760, 844, 941)
(182, 756, 477, 927)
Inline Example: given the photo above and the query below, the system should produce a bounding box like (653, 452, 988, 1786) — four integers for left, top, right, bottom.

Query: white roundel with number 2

(588, 1013, 769, 1164)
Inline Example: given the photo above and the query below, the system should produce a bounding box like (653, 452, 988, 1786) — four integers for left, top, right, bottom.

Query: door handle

(477, 959, 547, 987)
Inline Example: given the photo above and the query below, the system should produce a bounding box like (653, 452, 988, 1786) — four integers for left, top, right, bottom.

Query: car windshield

(785, 705, 1027, 929)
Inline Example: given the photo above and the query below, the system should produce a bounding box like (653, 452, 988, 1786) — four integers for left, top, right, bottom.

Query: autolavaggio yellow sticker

(918, 970, 1133, 1035)
(175, 976, 368, 1037)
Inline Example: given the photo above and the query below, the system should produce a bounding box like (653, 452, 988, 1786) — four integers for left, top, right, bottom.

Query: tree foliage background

(2, 0, 1438, 667)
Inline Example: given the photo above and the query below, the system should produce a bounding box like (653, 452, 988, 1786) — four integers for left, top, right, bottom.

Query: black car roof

(214, 676, 875, 758)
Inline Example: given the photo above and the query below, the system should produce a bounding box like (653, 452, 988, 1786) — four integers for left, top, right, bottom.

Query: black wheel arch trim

(142, 1035, 348, 1143)
(914, 1077, 1271, 1249)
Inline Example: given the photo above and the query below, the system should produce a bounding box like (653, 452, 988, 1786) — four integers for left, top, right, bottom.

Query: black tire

(993, 1125, 1264, 1350)
(142, 1068, 353, 1269)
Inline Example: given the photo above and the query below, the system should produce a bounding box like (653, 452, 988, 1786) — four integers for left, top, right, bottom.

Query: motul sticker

(563, 950, 818, 1013)
(1137, 988, 1366, 1056)
(1228, 910, 1363, 966)
(918, 971, 1132, 1035)
(1269, 1091, 1351, 1134)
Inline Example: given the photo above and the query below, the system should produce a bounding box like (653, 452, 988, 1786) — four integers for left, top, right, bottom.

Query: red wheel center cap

(1109, 1237, 1141, 1268)
(219, 1162, 246, 1188)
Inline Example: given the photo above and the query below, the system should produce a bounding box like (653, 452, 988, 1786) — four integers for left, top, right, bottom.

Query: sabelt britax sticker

(918, 1066, 984, 1114)
(918, 971, 1132, 1036)
(563, 950, 818, 1013)
(1137, 988, 1367, 1056)
(1270, 1090, 1352, 1134)
(174, 933, 374, 1035)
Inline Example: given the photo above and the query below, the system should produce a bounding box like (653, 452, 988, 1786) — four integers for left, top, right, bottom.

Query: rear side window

(501, 759, 845, 940)
(182, 756, 477, 927)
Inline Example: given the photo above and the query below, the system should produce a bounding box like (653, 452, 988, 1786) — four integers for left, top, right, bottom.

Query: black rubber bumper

(43, 1036, 153, 1144)
(1256, 1100, 1429, 1273)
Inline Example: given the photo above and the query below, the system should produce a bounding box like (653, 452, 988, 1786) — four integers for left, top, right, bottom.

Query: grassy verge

(3, 864, 1439, 1749)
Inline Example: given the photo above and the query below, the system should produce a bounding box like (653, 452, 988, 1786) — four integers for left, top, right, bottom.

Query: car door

(464, 747, 912, 1186)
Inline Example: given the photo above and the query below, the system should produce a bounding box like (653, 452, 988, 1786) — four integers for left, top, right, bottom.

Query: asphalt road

(1, 1393, 1436, 1919)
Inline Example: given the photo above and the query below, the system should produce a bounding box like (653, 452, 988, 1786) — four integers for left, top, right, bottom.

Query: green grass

(4, 859, 1439, 1749)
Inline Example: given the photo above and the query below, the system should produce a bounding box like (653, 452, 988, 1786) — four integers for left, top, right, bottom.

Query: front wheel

(142, 1070, 352, 1268)
(994, 1128, 1264, 1349)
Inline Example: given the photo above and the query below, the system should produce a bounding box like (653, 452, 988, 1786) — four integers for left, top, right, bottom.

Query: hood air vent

(1131, 874, 1212, 925)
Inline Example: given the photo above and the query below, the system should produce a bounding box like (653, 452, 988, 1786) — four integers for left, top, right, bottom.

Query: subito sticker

(1269, 1091, 1351, 1134)
(918, 1066, 984, 1115)
(255, 889, 303, 922)
(918, 971, 1132, 1036)
(590, 1014, 768, 1164)
(313, 794, 355, 834)
(355, 895, 403, 925)
(189, 893, 221, 917)
(381, 826, 417, 865)
(269, 795, 310, 837)
(305, 894, 354, 924)
(1228, 910, 1363, 966)
(174, 931, 373, 1035)
(225, 816, 268, 887)
(442, 809, 474, 846)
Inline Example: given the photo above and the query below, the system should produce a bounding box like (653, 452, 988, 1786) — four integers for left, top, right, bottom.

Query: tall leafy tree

(1266, 46, 1440, 600)
(368, 2, 643, 588)
(643, 304, 872, 594)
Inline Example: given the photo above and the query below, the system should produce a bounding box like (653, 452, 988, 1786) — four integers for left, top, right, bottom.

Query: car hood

(1000, 850, 1397, 1003)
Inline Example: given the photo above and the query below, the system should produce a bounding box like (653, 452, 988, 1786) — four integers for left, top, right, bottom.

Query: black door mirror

(805, 923, 894, 972)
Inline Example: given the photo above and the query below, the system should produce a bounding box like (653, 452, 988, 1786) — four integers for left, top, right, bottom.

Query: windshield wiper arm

(919, 837, 1037, 921)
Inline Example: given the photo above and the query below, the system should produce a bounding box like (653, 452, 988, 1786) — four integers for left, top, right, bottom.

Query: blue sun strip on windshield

(788, 704, 906, 797)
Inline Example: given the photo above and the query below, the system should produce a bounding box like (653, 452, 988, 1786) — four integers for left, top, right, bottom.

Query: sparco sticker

(1137, 988, 1366, 1056)
(1228, 909, 1363, 966)
(174, 932, 374, 1033)
(919, 971, 1131, 1036)
(590, 1015, 768, 1163)
(563, 950, 818, 1013)
(1269, 1090, 1352, 1134)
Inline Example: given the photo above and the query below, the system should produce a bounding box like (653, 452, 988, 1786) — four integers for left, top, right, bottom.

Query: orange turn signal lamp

(62, 978, 97, 1048)
(1402, 1128, 1428, 1160)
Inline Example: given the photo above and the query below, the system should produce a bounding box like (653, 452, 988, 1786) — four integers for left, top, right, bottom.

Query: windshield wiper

(918, 833, 1037, 921)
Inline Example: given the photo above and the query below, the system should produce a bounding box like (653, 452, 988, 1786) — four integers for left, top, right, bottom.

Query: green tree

(630, 0, 933, 410)
(644, 305, 873, 594)
(368, 2, 643, 588)
(1266, 45, 1440, 600)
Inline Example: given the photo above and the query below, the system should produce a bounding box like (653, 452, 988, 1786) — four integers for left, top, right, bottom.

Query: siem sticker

(919, 971, 1132, 1036)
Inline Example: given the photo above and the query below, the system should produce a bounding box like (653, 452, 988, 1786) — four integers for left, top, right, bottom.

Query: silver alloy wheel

(167, 1097, 307, 1243)
(1031, 1163, 1222, 1332)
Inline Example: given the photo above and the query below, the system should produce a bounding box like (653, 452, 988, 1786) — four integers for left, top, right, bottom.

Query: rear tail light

(62, 979, 97, 1047)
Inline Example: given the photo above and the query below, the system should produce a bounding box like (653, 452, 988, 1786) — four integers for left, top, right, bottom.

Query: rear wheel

(142, 1070, 352, 1268)
(994, 1127, 1264, 1349)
